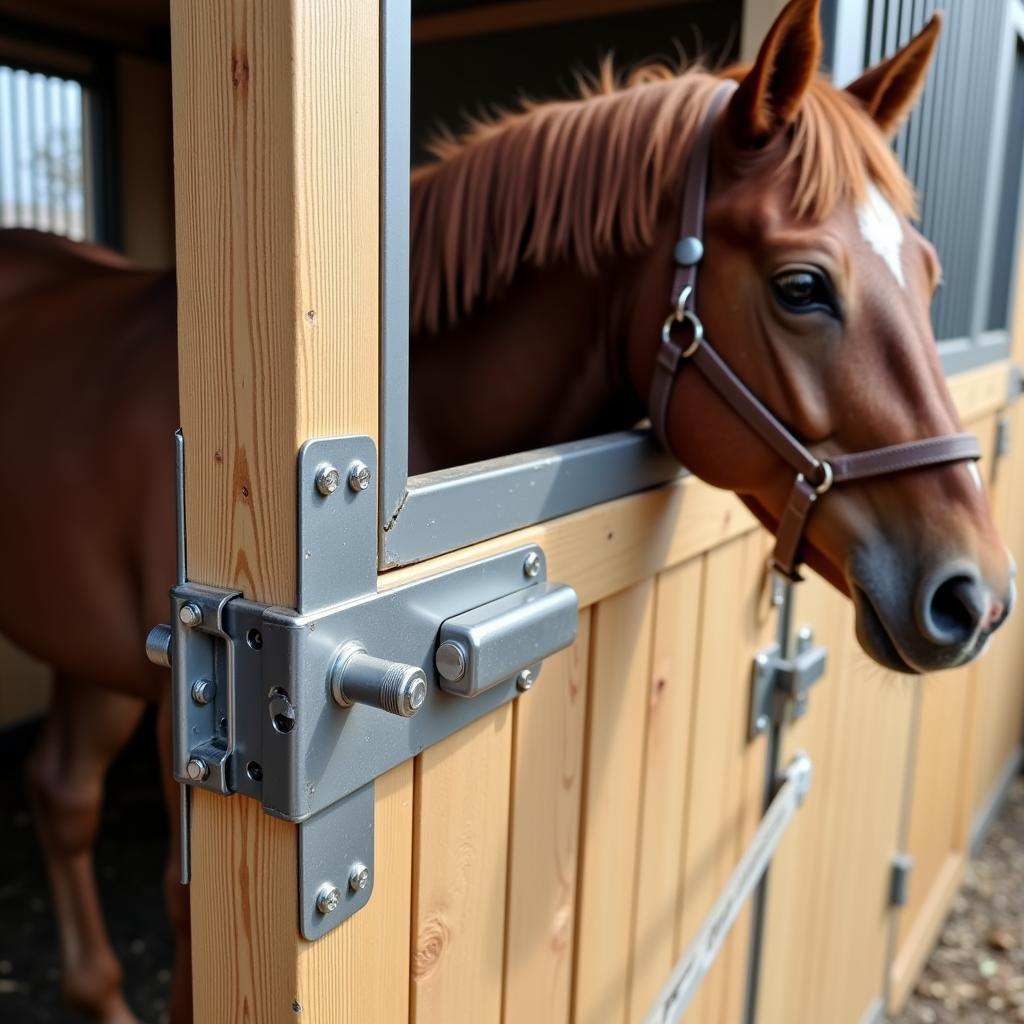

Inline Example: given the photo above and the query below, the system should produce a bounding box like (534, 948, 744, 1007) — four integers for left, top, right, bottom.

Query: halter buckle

(661, 285, 704, 358)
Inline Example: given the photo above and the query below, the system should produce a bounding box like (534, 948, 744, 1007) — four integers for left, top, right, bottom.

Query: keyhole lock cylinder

(329, 642, 427, 718)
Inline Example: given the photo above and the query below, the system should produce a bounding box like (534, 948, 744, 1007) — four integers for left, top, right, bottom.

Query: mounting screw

(186, 757, 209, 782)
(756, 714, 770, 733)
(191, 678, 217, 705)
(179, 603, 203, 628)
(523, 552, 541, 578)
(315, 464, 340, 496)
(516, 669, 534, 692)
(348, 460, 371, 493)
(348, 863, 370, 893)
(755, 652, 769, 668)
(796, 626, 814, 654)
(316, 885, 341, 915)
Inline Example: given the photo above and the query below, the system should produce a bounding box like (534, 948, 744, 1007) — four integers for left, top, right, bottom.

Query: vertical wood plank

(172, 1, 394, 1021)
(503, 611, 592, 1024)
(626, 558, 703, 1022)
(572, 580, 656, 1024)
(411, 706, 514, 1022)
(674, 532, 771, 1024)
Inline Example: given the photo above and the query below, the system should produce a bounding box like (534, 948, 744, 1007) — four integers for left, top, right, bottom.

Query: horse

(0, 0, 1013, 1019)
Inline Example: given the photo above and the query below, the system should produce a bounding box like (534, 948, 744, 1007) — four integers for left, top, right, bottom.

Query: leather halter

(649, 82, 981, 582)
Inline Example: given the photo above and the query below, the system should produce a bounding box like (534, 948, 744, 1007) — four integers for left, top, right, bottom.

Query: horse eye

(771, 269, 838, 317)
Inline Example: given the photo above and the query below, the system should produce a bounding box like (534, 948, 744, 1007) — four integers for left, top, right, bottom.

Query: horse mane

(410, 62, 915, 335)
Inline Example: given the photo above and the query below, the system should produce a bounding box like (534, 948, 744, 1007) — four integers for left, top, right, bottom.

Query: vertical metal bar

(79, 82, 94, 241)
(0, 68, 9, 228)
(63, 80, 79, 238)
(28, 73, 44, 231)
(37, 73, 51, 232)
(378, 0, 412, 550)
(969, 0, 1017, 342)
(47, 76, 63, 236)
(831, 0, 872, 82)
(742, 579, 793, 1024)
(11, 69, 25, 227)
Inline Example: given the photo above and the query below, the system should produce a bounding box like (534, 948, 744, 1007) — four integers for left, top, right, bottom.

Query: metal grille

(865, 0, 1014, 341)
(0, 65, 90, 239)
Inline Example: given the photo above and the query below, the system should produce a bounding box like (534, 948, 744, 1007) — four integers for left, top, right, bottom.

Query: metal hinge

(749, 626, 827, 738)
(889, 852, 913, 908)
(146, 435, 579, 938)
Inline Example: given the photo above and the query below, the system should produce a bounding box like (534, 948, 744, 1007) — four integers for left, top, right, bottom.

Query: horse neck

(408, 259, 646, 474)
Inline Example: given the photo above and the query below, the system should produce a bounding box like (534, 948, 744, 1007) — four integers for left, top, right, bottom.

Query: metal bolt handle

(145, 624, 173, 668)
(329, 643, 427, 719)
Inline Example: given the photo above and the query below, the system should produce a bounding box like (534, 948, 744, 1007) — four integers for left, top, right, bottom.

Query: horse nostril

(919, 571, 987, 646)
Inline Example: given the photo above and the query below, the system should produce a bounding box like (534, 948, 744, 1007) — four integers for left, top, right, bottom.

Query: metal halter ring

(813, 461, 834, 495)
(795, 461, 834, 497)
(661, 287, 705, 357)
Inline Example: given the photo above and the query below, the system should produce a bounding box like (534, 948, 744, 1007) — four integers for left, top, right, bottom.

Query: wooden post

(171, 2, 413, 1020)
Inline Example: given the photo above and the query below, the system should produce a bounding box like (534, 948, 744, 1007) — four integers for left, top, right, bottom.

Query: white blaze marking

(968, 461, 983, 493)
(857, 182, 906, 287)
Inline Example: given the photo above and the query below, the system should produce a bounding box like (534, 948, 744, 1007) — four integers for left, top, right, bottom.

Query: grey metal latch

(146, 434, 579, 939)
(749, 625, 827, 738)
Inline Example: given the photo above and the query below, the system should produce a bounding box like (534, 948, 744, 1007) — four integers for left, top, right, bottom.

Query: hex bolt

(186, 757, 209, 782)
(191, 678, 217, 705)
(516, 668, 534, 692)
(523, 552, 541, 578)
(179, 603, 203, 628)
(348, 460, 371, 493)
(315, 464, 340, 497)
(316, 884, 341, 915)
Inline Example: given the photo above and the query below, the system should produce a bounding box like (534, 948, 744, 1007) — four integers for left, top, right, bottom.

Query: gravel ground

(893, 776, 1024, 1024)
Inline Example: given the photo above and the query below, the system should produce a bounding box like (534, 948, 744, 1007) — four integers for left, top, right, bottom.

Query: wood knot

(413, 913, 450, 980)
(550, 903, 573, 953)
(232, 53, 250, 88)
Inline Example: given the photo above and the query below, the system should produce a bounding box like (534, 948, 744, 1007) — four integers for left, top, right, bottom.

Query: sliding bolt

(315, 464, 340, 496)
(348, 460, 371, 493)
(191, 678, 216, 705)
(145, 624, 172, 668)
(186, 757, 209, 782)
(316, 885, 341, 915)
(348, 863, 369, 893)
(179, 603, 203, 628)
(523, 551, 541, 578)
(330, 643, 427, 718)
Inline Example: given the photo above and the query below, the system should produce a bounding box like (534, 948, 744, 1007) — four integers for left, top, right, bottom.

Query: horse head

(630, 0, 1013, 672)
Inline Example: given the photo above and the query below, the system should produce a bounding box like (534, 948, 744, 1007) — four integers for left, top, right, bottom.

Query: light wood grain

(674, 531, 772, 1024)
(503, 611, 592, 1024)
(946, 360, 1015, 425)
(757, 575, 915, 1024)
(410, 706, 514, 1022)
(173, 0, 380, 608)
(173, 2, 393, 1021)
(572, 580, 656, 1024)
(625, 557, 703, 1022)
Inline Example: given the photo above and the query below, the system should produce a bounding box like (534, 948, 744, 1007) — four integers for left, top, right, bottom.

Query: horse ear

(728, 0, 822, 147)
(845, 14, 941, 137)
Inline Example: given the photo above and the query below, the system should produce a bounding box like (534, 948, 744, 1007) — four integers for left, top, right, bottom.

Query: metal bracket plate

(162, 435, 579, 936)
(749, 626, 827, 738)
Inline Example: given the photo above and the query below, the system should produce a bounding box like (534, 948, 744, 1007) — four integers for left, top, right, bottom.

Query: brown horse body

(0, 1, 1014, 1020)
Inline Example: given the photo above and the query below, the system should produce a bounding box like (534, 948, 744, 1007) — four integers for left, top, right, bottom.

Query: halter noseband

(649, 82, 981, 582)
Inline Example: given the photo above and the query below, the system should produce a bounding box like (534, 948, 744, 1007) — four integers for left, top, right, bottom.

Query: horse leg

(157, 688, 193, 1024)
(25, 675, 146, 1024)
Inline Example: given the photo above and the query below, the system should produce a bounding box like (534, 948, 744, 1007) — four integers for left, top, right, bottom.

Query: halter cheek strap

(648, 81, 981, 582)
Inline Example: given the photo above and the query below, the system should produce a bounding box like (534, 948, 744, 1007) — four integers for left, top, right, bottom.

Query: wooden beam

(171, 1, 397, 1020)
